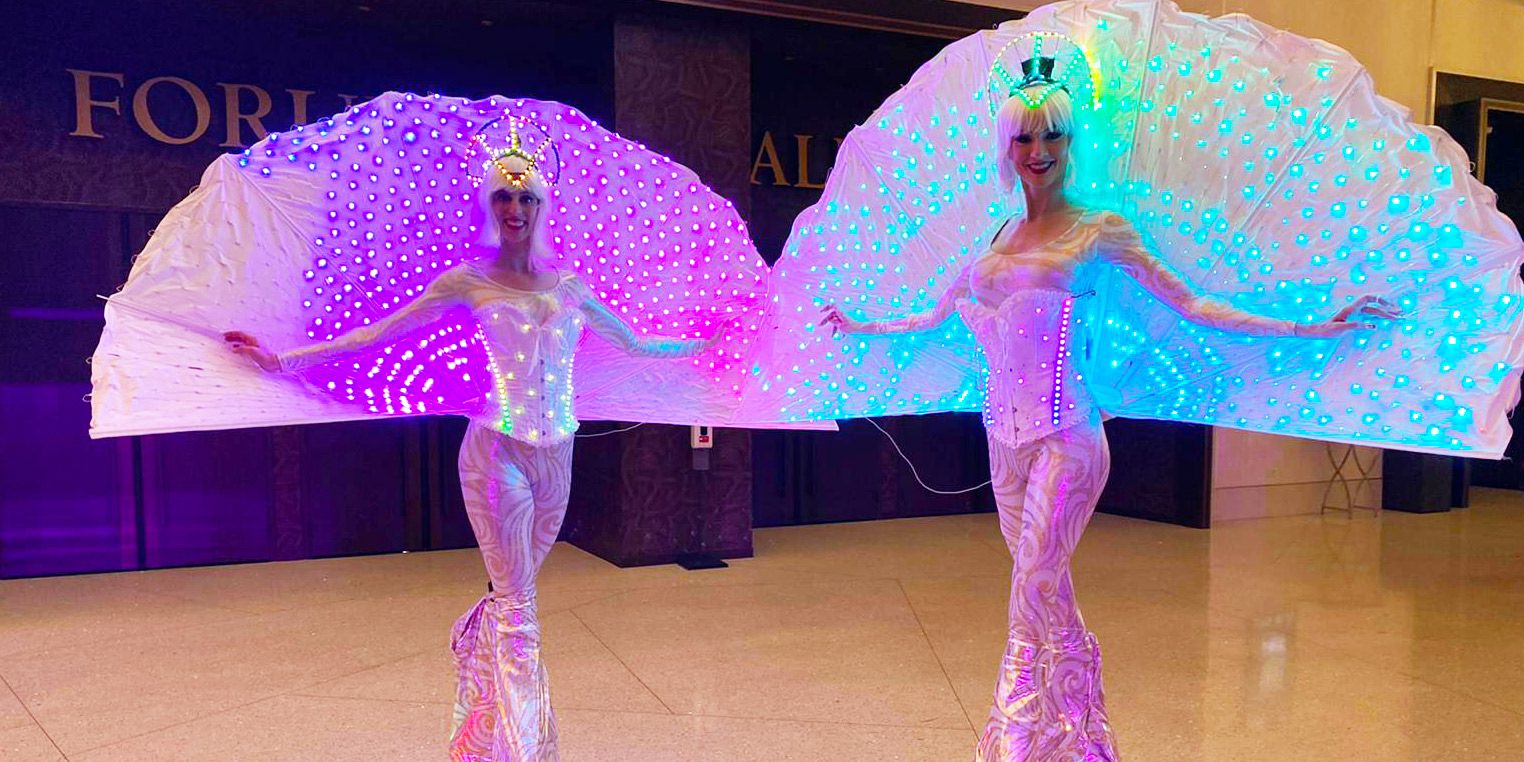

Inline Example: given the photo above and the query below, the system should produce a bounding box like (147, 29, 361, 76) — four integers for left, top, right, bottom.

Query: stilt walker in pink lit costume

(224, 116, 724, 761)
(745, 1, 1524, 759)
(90, 94, 792, 761)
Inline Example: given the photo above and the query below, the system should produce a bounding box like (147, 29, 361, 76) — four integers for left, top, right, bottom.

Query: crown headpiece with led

(987, 31, 1097, 111)
(468, 113, 560, 190)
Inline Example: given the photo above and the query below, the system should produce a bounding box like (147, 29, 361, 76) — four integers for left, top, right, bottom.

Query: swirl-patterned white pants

(976, 419, 1118, 762)
(449, 422, 574, 762)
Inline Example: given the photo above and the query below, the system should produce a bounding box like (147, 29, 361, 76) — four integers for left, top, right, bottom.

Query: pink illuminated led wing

(91, 92, 782, 437)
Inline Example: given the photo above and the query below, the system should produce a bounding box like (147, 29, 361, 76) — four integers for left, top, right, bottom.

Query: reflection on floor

(3, 489, 1523, 760)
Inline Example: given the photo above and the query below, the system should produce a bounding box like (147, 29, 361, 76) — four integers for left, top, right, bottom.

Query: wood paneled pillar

(561, 17, 755, 567)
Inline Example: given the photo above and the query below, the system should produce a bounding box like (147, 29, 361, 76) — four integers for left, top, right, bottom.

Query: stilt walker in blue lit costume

(743, 1, 1524, 759)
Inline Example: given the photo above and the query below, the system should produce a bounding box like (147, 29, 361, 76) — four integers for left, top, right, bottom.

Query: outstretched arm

(572, 281, 711, 358)
(820, 263, 972, 337)
(1096, 213, 1397, 338)
(227, 270, 464, 373)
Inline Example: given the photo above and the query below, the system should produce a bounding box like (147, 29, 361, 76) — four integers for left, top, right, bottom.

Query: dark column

(560, 17, 754, 567)
(1382, 451, 1462, 513)
(609, 17, 752, 215)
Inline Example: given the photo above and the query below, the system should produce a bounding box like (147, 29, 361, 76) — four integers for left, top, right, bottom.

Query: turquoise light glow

(739, 2, 1524, 457)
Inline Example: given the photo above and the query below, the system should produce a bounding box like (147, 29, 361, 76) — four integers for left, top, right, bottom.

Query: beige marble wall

(1432, 0, 1524, 83)
(1210, 430, 1383, 522)
(952, 0, 1434, 112)
(954, 0, 1524, 117)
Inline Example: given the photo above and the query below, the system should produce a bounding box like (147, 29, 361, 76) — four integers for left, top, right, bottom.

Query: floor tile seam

(1213, 479, 1380, 491)
(292, 649, 438, 695)
(1, 602, 452, 666)
(0, 672, 67, 757)
(1374, 670, 1524, 719)
(890, 572, 1193, 607)
(0, 610, 267, 662)
(284, 690, 451, 707)
(548, 569, 1011, 591)
(630, 707, 973, 732)
(5, 584, 272, 618)
(120, 588, 286, 617)
(51, 651, 437, 756)
(557, 576, 909, 604)
(553, 705, 675, 719)
(528, 574, 888, 597)
(63, 689, 294, 757)
(1290, 629, 1524, 719)
(691, 563, 901, 582)
(894, 579, 977, 733)
(142, 576, 462, 617)
(6, 574, 960, 670)
(890, 572, 1007, 582)
(635, 570, 902, 586)
(564, 608, 677, 715)
(0, 675, 39, 731)
(555, 590, 628, 612)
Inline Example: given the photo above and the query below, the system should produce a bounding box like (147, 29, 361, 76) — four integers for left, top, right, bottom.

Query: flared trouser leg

(976, 420, 1118, 762)
(449, 424, 574, 762)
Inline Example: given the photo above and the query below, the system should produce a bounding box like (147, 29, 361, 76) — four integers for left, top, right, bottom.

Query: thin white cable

(866, 418, 993, 495)
(573, 419, 990, 495)
(576, 422, 645, 438)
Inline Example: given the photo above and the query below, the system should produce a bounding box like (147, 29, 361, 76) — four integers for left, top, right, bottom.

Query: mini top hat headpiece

(987, 32, 1096, 111)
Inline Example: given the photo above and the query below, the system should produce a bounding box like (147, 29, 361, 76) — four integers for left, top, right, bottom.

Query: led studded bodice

(960, 288, 1092, 448)
(463, 267, 587, 444)
(960, 219, 1097, 447)
(852, 209, 1308, 446)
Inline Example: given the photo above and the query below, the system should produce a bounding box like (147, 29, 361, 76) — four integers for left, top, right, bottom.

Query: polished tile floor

(4, 490, 1523, 761)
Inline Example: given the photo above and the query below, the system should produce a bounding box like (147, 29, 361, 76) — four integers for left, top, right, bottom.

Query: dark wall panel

(0, 384, 136, 577)
(1, 0, 615, 212)
(748, 17, 951, 262)
(753, 414, 995, 528)
(139, 428, 276, 568)
(298, 420, 413, 558)
(0, 204, 138, 576)
(1098, 419, 1211, 528)
(0, 0, 615, 578)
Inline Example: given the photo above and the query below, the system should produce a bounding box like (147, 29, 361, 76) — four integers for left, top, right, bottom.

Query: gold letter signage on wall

(751, 131, 788, 186)
(288, 89, 315, 127)
(218, 83, 273, 148)
(67, 69, 124, 139)
(794, 135, 827, 190)
(132, 76, 212, 145)
(67, 69, 363, 149)
(751, 131, 844, 189)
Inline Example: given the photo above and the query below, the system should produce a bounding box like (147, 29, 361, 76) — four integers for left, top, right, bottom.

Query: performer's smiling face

(1008, 123, 1069, 192)
(995, 86, 1076, 194)
(490, 188, 541, 246)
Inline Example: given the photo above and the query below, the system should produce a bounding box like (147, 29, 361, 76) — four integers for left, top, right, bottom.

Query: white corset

(960, 288, 1095, 447)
